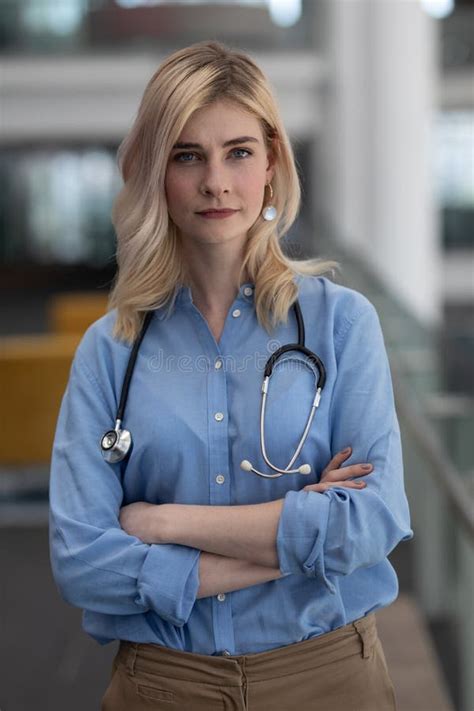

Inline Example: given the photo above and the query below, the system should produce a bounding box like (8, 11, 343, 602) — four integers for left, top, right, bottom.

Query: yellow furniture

(47, 291, 109, 335)
(0, 291, 110, 466)
(0, 333, 82, 465)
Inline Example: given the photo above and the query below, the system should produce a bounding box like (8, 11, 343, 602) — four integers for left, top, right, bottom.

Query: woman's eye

(174, 152, 197, 163)
(231, 148, 252, 159)
(172, 148, 252, 163)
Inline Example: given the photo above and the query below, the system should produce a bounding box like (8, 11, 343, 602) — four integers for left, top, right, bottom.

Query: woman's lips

(196, 209, 239, 219)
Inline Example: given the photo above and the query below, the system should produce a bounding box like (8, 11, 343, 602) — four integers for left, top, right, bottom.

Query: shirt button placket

(209, 349, 235, 655)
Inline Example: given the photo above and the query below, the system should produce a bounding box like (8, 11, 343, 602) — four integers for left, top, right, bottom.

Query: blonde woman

(49, 41, 413, 710)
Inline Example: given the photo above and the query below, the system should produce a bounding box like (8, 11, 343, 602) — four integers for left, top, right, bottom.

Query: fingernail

(362, 464, 372, 471)
(357, 482, 366, 487)
(341, 447, 351, 454)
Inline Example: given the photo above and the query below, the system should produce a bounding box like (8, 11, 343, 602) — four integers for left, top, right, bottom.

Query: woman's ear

(265, 136, 277, 183)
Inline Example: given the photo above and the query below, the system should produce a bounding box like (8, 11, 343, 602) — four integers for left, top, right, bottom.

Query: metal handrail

(390, 354, 474, 539)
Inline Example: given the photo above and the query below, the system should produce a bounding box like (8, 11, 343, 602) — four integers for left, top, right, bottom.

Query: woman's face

(165, 100, 274, 248)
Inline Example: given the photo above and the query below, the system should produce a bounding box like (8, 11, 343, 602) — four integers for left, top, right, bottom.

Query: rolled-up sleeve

(49, 350, 201, 627)
(276, 300, 413, 593)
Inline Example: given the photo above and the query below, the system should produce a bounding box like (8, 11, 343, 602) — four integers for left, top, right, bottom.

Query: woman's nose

(200, 163, 229, 197)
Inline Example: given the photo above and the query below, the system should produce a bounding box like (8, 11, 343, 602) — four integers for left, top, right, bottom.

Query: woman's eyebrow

(172, 136, 260, 149)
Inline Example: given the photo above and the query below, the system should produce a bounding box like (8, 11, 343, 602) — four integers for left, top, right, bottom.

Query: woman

(49, 40, 413, 710)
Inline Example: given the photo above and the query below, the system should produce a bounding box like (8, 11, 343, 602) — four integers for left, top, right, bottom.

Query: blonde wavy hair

(108, 40, 338, 345)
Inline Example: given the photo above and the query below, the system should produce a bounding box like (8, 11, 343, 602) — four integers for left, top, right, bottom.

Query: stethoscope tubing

(100, 298, 326, 477)
(245, 300, 325, 478)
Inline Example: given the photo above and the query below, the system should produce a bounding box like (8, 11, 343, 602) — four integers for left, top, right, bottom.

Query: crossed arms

(119, 449, 372, 598)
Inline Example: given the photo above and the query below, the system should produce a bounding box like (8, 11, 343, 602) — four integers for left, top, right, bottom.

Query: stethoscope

(100, 299, 326, 478)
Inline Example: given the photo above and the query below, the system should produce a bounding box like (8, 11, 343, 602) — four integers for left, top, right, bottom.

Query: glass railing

(313, 221, 474, 711)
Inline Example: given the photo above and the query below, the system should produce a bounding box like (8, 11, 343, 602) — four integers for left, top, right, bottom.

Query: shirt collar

(155, 281, 255, 321)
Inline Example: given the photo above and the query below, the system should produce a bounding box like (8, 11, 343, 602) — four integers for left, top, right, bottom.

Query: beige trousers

(101, 612, 397, 710)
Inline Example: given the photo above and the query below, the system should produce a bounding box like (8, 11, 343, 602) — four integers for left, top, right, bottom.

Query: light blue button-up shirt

(49, 274, 413, 654)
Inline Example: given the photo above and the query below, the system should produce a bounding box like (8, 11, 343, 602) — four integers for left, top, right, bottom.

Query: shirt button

(214, 359, 223, 369)
(217, 593, 226, 602)
(243, 287, 253, 297)
(216, 474, 225, 484)
(214, 412, 224, 422)
(232, 309, 241, 318)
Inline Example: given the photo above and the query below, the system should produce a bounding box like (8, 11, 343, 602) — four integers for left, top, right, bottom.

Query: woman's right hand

(302, 447, 373, 492)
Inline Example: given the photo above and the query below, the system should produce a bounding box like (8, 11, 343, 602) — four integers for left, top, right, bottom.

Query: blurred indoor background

(0, 1, 473, 710)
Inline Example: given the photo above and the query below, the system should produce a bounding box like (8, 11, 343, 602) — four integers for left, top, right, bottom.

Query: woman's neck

(182, 239, 250, 316)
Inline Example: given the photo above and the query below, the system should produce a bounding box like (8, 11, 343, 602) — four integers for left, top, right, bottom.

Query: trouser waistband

(116, 613, 378, 686)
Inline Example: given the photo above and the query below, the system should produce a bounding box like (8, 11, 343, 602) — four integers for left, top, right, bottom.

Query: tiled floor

(0, 524, 117, 711)
(377, 595, 454, 711)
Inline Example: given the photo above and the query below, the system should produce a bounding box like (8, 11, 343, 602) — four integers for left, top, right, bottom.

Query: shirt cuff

(276, 490, 336, 594)
(135, 543, 201, 626)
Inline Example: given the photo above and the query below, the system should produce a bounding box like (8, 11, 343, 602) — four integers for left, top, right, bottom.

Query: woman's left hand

(301, 448, 372, 493)
(119, 502, 165, 544)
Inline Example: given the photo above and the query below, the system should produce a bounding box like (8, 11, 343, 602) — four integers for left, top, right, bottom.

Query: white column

(316, 0, 442, 327)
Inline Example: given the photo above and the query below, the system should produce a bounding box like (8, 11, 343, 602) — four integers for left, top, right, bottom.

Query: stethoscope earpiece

(241, 300, 326, 479)
(240, 459, 312, 478)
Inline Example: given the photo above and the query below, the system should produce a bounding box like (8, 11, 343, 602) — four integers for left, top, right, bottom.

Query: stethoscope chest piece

(100, 419, 132, 464)
(100, 310, 154, 465)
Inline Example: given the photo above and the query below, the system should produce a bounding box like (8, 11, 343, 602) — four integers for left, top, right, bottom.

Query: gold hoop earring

(262, 183, 277, 221)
